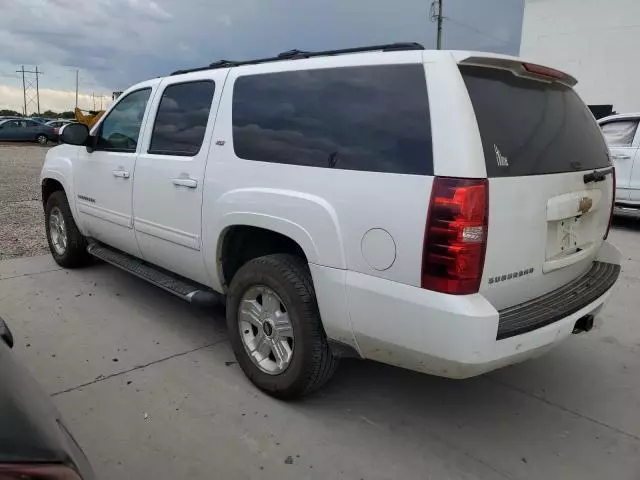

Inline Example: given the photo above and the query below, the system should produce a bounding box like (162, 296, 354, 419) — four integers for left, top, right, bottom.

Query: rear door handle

(172, 178, 198, 188)
(612, 154, 631, 160)
(112, 169, 130, 178)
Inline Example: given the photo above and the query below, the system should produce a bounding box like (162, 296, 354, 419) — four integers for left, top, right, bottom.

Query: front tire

(226, 254, 338, 399)
(45, 191, 90, 268)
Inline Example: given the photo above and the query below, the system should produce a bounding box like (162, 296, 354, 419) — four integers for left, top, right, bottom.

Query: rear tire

(226, 254, 338, 399)
(45, 191, 90, 268)
(36, 134, 48, 145)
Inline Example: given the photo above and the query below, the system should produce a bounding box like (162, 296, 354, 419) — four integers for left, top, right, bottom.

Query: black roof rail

(209, 59, 237, 68)
(170, 42, 424, 76)
(277, 49, 311, 59)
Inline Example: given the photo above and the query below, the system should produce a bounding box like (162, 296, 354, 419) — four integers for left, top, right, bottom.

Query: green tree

(0, 109, 22, 117)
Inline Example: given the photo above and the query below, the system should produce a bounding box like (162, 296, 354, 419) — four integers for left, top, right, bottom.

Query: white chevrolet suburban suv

(41, 43, 621, 398)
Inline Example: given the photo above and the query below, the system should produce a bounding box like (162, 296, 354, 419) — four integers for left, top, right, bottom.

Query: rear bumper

(497, 260, 620, 339)
(342, 241, 621, 379)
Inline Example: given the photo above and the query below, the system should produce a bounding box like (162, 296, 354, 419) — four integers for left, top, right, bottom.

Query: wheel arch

(41, 167, 84, 235)
(41, 177, 65, 207)
(204, 188, 346, 291)
(216, 220, 316, 289)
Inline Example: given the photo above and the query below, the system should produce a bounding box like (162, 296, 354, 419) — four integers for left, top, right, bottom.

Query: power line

(445, 17, 510, 45)
(428, 0, 511, 50)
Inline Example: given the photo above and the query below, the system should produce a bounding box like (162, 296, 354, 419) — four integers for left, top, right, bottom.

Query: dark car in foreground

(0, 316, 94, 479)
(0, 119, 55, 144)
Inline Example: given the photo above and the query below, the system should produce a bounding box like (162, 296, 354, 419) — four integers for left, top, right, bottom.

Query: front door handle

(612, 154, 631, 160)
(112, 169, 130, 178)
(172, 178, 198, 188)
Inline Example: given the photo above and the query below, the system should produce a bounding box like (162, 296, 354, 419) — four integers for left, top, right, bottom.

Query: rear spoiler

(459, 56, 577, 88)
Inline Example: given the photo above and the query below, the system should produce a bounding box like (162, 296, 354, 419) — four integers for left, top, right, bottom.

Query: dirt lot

(0, 144, 50, 260)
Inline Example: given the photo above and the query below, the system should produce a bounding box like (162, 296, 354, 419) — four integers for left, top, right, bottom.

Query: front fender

(40, 145, 82, 230)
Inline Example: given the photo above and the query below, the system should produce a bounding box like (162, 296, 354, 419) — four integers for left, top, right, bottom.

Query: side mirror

(60, 123, 90, 146)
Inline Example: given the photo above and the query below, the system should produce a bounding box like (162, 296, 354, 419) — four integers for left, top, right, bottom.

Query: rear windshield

(460, 65, 610, 177)
(232, 64, 433, 175)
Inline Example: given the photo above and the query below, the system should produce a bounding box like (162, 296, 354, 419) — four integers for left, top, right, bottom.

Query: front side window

(97, 88, 151, 152)
(149, 81, 215, 156)
(232, 64, 433, 175)
(601, 120, 638, 147)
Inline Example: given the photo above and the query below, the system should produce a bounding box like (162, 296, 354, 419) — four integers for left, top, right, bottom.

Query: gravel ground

(0, 144, 50, 260)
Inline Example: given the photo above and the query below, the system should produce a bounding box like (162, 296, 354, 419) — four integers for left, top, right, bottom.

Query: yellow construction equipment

(74, 108, 105, 128)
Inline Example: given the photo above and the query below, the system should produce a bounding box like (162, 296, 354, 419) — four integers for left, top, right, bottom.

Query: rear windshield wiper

(584, 167, 613, 184)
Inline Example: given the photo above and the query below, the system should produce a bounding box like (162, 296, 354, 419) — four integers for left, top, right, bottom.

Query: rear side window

(149, 81, 215, 156)
(232, 64, 432, 175)
(461, 65, 610, 177)
(601, 120, 638, 147)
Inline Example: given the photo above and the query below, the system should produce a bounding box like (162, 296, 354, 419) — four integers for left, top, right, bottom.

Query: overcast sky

(0, 0, 524, 112)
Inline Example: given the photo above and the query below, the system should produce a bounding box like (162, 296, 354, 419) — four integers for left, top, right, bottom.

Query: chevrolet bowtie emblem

(578, 196, 593, 214)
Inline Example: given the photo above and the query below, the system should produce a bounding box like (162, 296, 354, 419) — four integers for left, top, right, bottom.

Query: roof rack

(170, 42, 424, 76)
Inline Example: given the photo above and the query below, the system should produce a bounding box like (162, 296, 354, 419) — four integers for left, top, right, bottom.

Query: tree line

(0, 109, 100, 119)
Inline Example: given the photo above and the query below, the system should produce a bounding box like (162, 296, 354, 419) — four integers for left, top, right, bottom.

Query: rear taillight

(422, 177, 488, 295)
(0, 464, 81, 479)
(53, 128, 59, 135)
(605, 167, 616, 239)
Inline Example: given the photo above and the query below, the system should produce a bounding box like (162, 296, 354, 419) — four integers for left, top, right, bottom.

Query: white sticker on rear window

(494, 144, 509, 167)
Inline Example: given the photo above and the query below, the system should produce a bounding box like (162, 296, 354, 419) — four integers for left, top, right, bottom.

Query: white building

(520, 0, 640, 114)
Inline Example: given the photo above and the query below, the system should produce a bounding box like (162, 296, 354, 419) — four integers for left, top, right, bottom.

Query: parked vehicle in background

(41, 43, 621, 398)
(0, 315, 94, 479)
(29, 117, 53, 125)
(0, 119, 54, 144)
(599, 113, 640, 207)
(46, 120, 74, 129)
(46, 120, 76, 142)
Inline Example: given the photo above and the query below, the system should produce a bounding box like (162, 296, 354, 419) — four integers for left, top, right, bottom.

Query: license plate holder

(557, 216, 581, 253)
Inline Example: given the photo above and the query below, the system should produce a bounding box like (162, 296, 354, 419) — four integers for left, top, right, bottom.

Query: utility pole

(75, 69, 79, 110)
(35, 66, 40, 114)
(436, 0, 444, 50)
(19, 66, 26, 116)
(16, 66, 43, 116)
